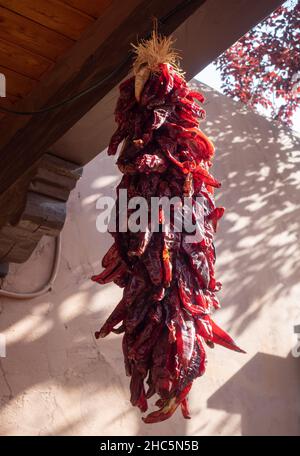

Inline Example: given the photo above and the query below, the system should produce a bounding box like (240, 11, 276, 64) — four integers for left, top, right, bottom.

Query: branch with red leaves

(216, 0, 300, 126)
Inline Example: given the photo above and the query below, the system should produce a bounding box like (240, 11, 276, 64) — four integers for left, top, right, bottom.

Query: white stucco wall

(0, 84, 299, 436)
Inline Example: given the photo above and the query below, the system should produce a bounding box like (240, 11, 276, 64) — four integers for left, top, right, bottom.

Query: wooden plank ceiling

(0, 0, 111, 106)
(0, 0, 283, 199)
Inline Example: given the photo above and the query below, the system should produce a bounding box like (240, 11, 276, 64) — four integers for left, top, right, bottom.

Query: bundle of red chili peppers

(92, 37, 244, 423)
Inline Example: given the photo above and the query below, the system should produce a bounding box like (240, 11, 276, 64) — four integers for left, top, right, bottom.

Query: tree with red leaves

(216, 0, 300, 126)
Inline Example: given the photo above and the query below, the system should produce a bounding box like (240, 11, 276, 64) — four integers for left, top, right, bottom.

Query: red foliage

(216, 0, 300, 126)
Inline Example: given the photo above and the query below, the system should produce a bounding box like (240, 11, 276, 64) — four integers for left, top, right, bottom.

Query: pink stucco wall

(0, 84, 299, 435)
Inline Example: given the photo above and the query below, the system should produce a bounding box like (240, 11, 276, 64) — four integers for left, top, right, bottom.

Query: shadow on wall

(207, 352, 300, 436)
(0, 82, 299, 435)
(0, 153, 188, 436)
(192, 81, 300, 336)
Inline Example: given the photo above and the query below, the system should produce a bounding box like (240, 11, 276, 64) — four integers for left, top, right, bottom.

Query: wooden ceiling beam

(54, 0, 283, 165)
(0, 0, 205, 197)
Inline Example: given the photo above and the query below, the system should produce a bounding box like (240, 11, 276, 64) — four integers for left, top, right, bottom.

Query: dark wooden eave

(0, 0, 205, 197)
(53, 0, 283, 165)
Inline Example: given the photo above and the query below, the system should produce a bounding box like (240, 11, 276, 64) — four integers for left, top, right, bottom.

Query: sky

(195, 63, 223, 93)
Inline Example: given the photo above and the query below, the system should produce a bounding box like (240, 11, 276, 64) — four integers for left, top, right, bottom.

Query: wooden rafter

(0, 0, 205, 197)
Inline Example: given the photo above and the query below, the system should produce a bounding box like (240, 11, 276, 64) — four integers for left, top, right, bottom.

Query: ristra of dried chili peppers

(92, 31, 245, 423)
